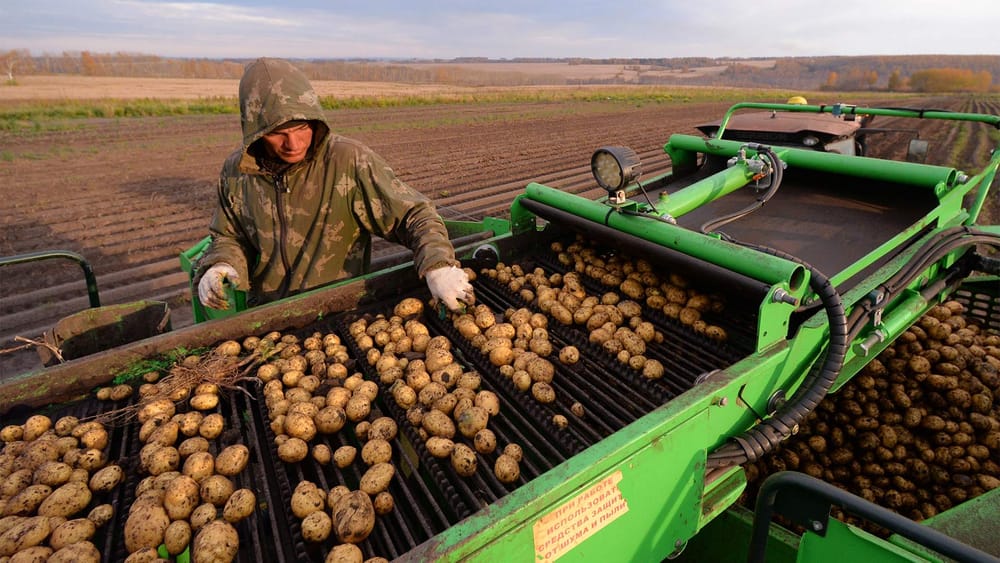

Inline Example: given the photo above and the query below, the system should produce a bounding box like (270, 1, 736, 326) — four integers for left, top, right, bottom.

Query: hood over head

(238, 57, 330, 159)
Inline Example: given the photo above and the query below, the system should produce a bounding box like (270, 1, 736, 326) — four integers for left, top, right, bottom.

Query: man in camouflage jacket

(195, 58, 472, 310)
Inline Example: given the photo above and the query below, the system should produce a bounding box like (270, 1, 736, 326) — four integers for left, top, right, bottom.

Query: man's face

(261, 121, 314, 164)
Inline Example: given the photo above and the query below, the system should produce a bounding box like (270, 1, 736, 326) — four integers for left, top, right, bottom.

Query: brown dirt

(1, 92, 994, 380)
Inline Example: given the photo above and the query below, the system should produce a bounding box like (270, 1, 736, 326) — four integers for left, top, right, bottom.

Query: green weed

(111, 346, 209, 385)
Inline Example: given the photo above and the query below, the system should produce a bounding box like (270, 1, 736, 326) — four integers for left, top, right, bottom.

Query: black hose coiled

(706, 245, 848, 468)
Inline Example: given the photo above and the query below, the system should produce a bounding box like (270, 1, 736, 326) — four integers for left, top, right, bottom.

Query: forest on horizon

(2, 50, 998, 93)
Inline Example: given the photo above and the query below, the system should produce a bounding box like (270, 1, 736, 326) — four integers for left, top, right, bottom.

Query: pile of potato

(0, 415, 123, 561)
(745, 300, 1000, 531)
(247, 329, 397, 562)
(123, 389, 256, 562)
(349, 298, 525, 486)
(481, 260, 669, 380)
(288, 480, 393, 563)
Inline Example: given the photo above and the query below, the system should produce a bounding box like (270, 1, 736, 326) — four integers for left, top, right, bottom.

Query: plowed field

(1, 92, 996, 379)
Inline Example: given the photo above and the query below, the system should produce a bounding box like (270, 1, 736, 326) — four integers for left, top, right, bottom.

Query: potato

(301, 510, 332, 543)
(315, 406, 347, 434)
(368, 417, 398, 442)
(345, 395, 372, 422)
(503, 443, 523, 463)
(331, 490, 375, 544)
(192, 519, 239, 563)
(74, 448, 106, 472)
(189, 503, 218, 532)
(457, 406, 489, 439)
(394, 297, 424, 318)
(284, 412, 317, 442)
(333, 445, 357, 468)
(531, 382, 556, 404)
(200, 474, 236, 507)
(0, 516, 50, 556)
(9, 545, 53, 562)
(178, 436, 211, 458)
(0, 424, 24, 442)
(360, 463, 395, 496)
(163, 519, 192, 556)
(558, 346, 580, 365)
(277, 437, 309, 463)
(123, 503, 169, 553)
(189, 393, 220, 411)
(326, 543, 364, 563)
(421, 410, 456, 439)
(33, 460, 73, 487)
(53, 416, 79, 437)
(474, 391, 501, 416)
(141, 445, 179, 476)
(361, 439, 393, 465)
(474, 429, 497, 454)
(1, 469, 33, 498)
(215, 444, 250, 477)
(88, 464, 124, 493)
(5, 484, 52, 516)
(22, 415, 52, 442)
(49, 518, 96, 550)
(223, 488, 256, 523)
(163, 475, 200, 520)
(291, 481, 325, 519)
(137, 399, 175, 425)
(86, 504, 113, 527)
(183, 451, 215, 482)
(451, 443, 478, 477)
(124, 546, 160, 562)
(48, 541, 100, 563)
(425, 437, 455, 458)
(199, 413, 225, 439)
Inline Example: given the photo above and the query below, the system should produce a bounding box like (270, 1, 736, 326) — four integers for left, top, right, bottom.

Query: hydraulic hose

(700, 144, 784, 235)
(706, 245, 848, 468)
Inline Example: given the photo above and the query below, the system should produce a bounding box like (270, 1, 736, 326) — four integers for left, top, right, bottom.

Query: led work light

(591, 146, 642, 193)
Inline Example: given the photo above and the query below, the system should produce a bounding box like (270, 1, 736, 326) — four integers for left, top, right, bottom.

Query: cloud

(0, 0, 997, 58)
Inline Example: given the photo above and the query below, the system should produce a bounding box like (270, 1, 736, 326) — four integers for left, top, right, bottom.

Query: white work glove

(198, 263, 241, 310)
(425, 265, 473, 311)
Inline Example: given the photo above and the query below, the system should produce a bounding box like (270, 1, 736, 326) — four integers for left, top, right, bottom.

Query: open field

(0, 78, 997, 380)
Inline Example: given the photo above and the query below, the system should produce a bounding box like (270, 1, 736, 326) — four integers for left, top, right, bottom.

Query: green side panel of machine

(797, 518, 939, 563)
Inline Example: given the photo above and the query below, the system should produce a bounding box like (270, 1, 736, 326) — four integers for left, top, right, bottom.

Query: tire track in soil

(0, 95, 985, 380)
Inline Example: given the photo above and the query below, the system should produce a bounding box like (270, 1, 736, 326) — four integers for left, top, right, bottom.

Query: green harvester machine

(2, 101, 999, 562)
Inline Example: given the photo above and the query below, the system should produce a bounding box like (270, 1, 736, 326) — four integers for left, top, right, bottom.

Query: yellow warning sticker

(532, 471, 628, 562)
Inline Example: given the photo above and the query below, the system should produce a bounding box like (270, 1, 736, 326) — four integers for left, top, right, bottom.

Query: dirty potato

(331, 490, 375, 544)
(333, 446, 357, 468)
(494, 454, 521, 484)
(192, 520, 239, 563)
(215, 444, 250, 477)
(222, 488, 256, 524)
(451, 443, 478, 477)
(301, 510, 333, 543)
(49, 518, 96, 551)
(359, 463, 395, 495)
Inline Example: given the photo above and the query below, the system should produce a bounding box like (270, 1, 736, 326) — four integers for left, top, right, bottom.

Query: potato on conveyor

(331, 490, 375, 544)
(192, 519, 239, 563)
(451, 443, 478, 477)
(394, 297, 424, 318)
(360, 463, 395, 495)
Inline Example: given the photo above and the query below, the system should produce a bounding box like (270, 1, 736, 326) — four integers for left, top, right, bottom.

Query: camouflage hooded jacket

(195, 58, 458, 305)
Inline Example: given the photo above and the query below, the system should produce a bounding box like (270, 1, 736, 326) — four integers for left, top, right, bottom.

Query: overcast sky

(2, 0, 998, 60)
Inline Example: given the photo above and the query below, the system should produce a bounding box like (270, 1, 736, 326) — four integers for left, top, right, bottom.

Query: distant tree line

(1, 49, 997, 92)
